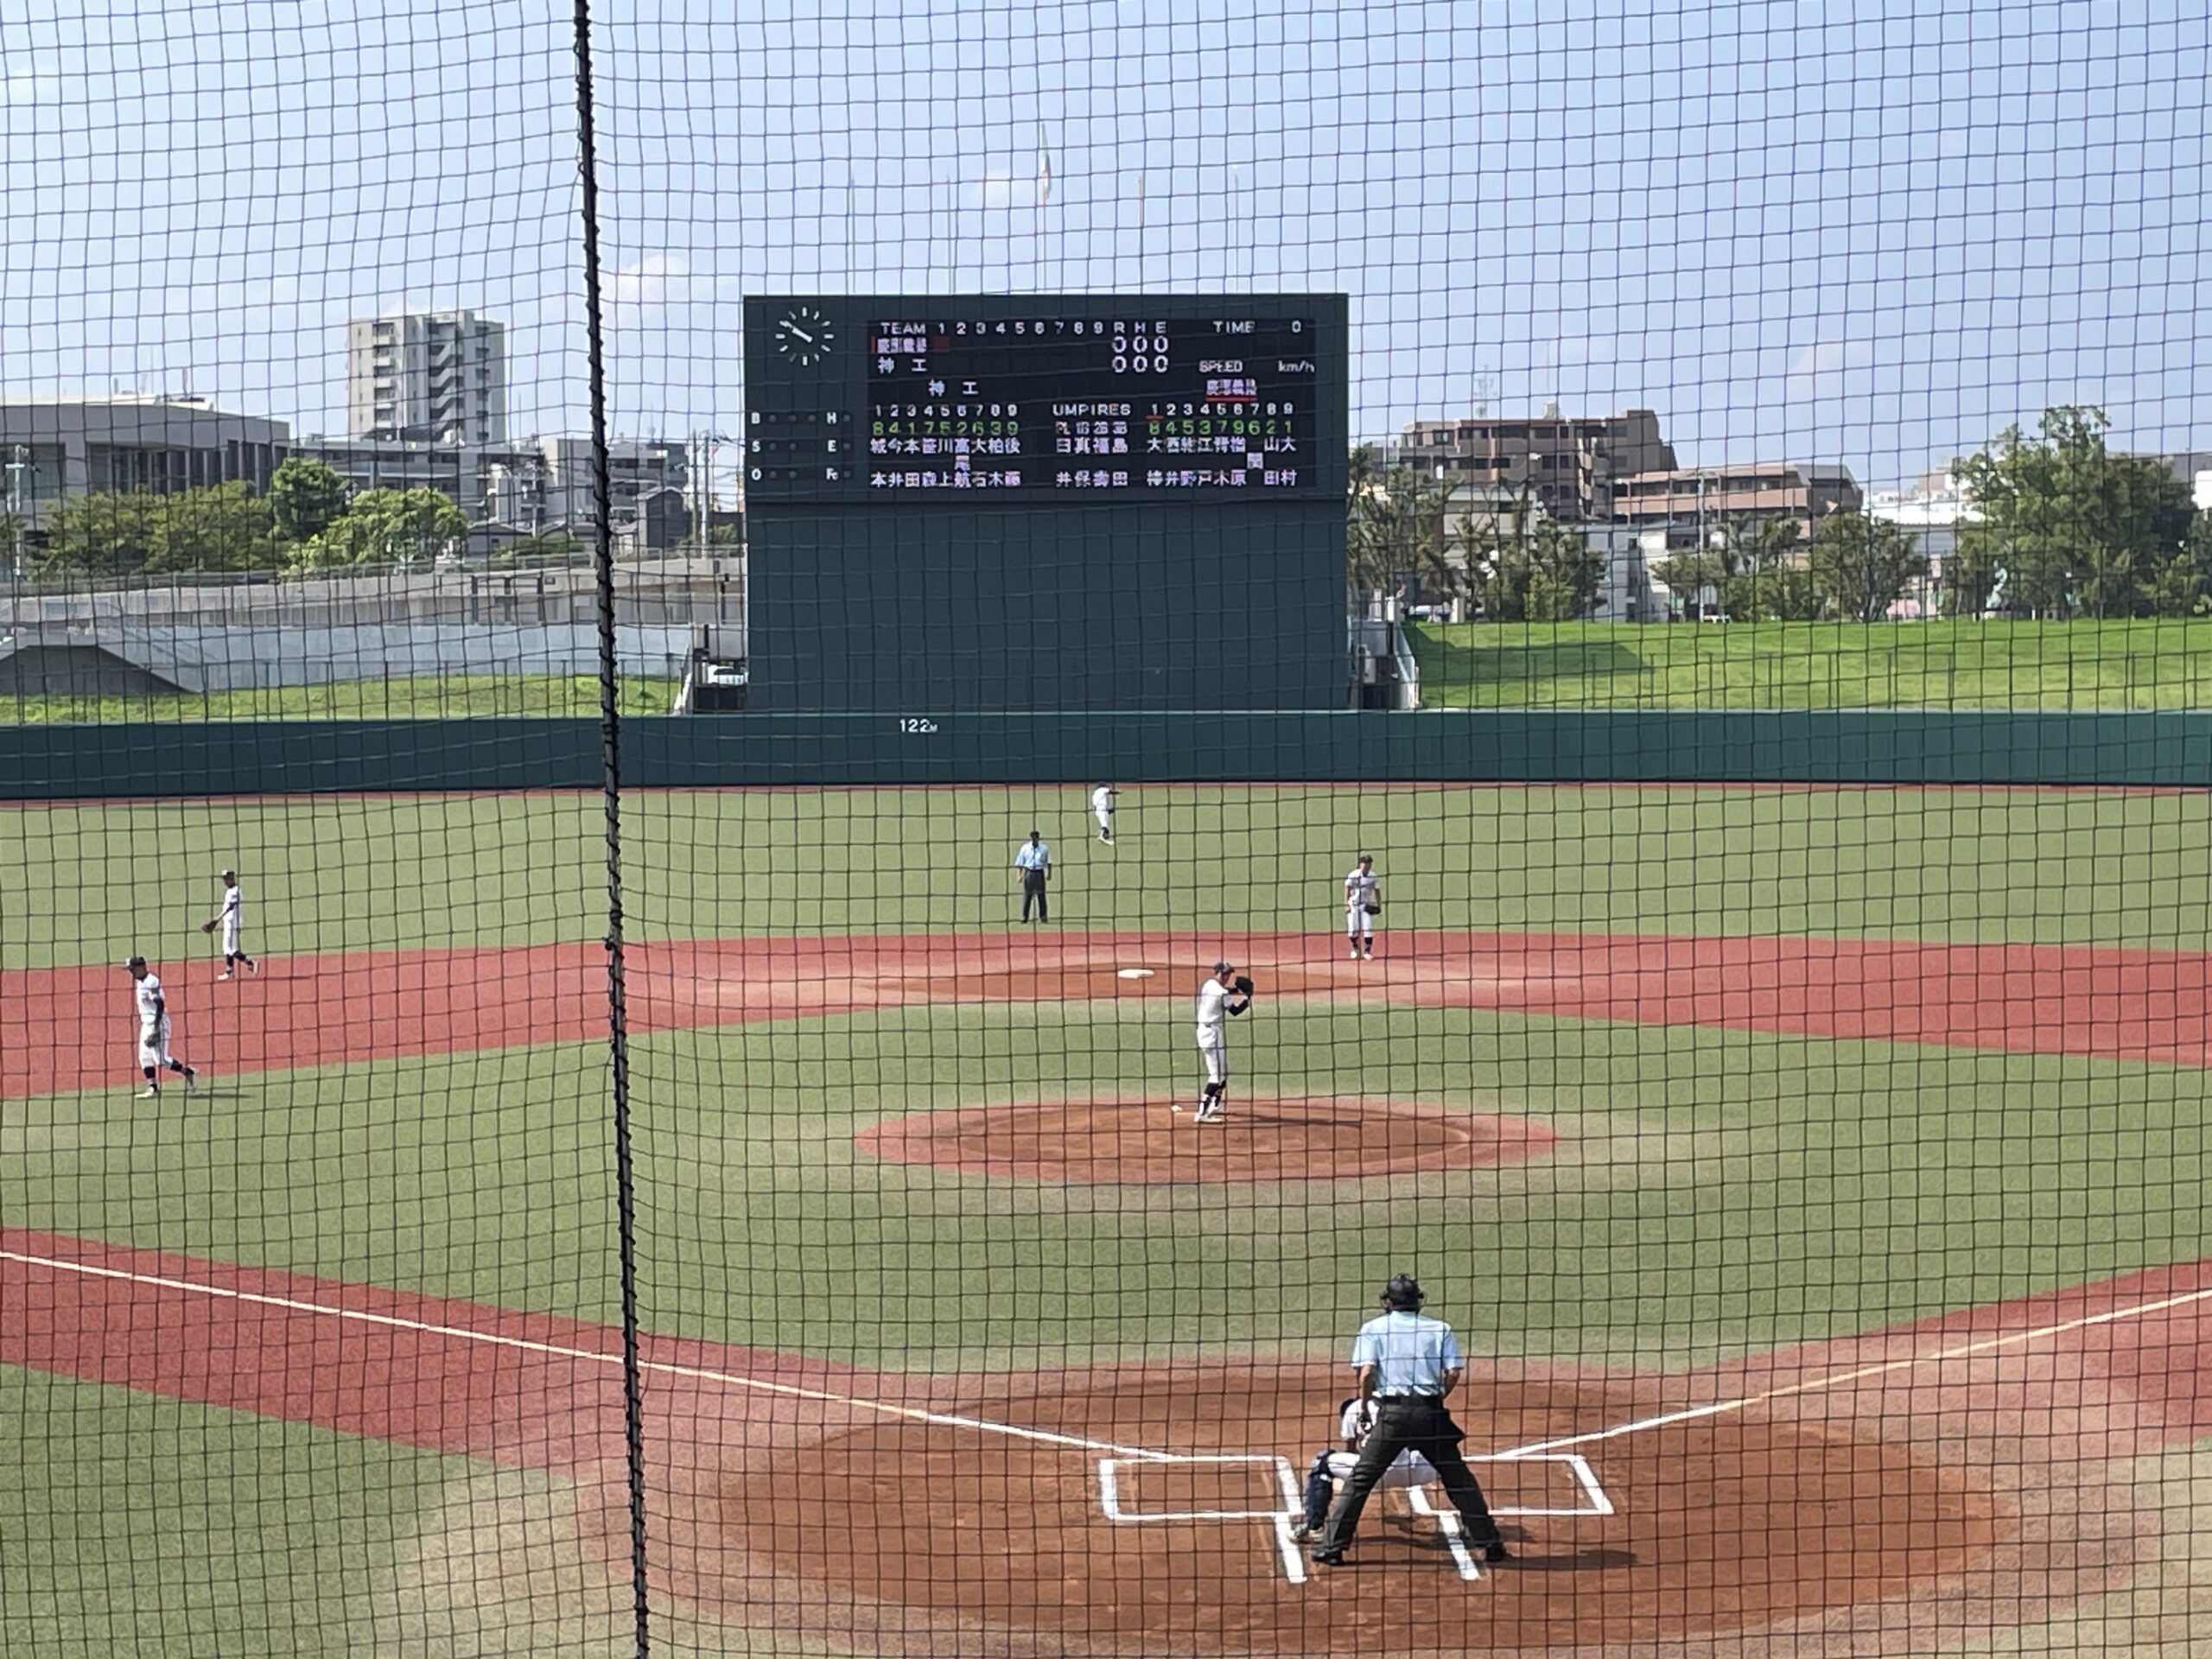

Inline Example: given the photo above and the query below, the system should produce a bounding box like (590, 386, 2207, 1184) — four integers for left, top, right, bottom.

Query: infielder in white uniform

(125, 956, 198, 1098)
(1292, 1395, 1442, 1540)
(1090, 783, 1117, 843)
(201, 869, 258, 979)
(1344, 854, 1382, 959)
(1187, 960, 1253, 1123)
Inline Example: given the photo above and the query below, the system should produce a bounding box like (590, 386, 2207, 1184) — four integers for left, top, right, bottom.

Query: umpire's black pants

(1314, 1395, 1503, 1553)
(1021, 869, 1049, 921)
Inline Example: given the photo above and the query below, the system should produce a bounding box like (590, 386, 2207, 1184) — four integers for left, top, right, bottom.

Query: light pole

(5, 444, 29, 598)
(690, 429, 731, 560)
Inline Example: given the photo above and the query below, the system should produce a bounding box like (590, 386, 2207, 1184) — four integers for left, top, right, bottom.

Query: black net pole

(571, 3, 652, 1655)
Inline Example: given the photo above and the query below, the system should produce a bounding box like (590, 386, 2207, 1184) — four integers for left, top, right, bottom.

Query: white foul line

(0, 1245, 1173, 1465)
(17, 1242, 2205, 1493)
(1497, 1278, 2212, 1459)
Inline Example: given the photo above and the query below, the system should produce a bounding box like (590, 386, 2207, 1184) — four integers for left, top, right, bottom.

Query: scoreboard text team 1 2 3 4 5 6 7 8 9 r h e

(742, 295, 1348, 503)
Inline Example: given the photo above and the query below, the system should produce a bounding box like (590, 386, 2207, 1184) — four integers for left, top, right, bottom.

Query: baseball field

(4, 782, 2212, 1657)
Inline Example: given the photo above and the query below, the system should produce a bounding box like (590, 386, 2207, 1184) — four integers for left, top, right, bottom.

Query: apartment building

(1611, 462, 1863, 548)
(346, 311, 507, 444)
(1395, 407, 1678, 522)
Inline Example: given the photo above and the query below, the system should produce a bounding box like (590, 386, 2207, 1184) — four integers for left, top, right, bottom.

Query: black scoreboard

(745, 296, 1345, 501)
(742, 294, 1349, 715)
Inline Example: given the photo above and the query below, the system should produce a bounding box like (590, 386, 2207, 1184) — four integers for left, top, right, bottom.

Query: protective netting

(3, 3, 2211, 1657)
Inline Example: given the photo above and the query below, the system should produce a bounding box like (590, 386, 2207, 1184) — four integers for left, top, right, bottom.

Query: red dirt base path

(10, 1228, 2212, 1654)
(856, 1096, 1557, 1183)
(11, 928, 2212, 1100)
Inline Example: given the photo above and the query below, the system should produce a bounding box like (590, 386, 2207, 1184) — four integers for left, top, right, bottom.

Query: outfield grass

(5, 782, 2211, 1653)
(0, 675, 677, 724)
(0, 1368, 487, 1659)
(1408, 619, 2212, 709)
(7, 785, 2209, 973)
(5, 1009, 2203, 1375)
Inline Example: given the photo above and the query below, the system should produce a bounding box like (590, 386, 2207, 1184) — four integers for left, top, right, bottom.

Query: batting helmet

(1380, 1274, 1426, 1311)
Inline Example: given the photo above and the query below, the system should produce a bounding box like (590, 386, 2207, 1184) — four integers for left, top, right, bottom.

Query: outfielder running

(201, 868, 258, 979)
(1090, 783, 1117, 844)
(1188, 960, 1253, 1123)
(124, 956, 199, 1099)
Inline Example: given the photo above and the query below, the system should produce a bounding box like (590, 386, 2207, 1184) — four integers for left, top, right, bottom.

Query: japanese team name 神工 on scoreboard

(861, 315, 1318, 494)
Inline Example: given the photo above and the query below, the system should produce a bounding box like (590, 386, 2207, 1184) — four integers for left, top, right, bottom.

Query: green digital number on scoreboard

(744, 296, 1346, 503)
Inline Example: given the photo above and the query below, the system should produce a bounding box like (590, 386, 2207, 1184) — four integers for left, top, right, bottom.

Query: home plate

(1116, 969, 1155, 979)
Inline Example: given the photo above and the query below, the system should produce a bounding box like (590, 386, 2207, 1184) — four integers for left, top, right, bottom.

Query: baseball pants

(1315, 1397, 1502, 1553)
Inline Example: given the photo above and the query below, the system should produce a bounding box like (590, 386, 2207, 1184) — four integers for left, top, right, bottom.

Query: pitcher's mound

(855, 1096, 1556, 1184)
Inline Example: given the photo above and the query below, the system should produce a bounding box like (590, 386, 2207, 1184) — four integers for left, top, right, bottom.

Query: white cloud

(1785, 338, 1876, 391)
(974, 169, 1046, 211)
(603, 253, 705, 310)
(0, 66, 59, 105)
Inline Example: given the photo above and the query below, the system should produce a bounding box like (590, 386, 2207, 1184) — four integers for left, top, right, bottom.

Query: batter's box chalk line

(1094, 1450, 1615, 1586)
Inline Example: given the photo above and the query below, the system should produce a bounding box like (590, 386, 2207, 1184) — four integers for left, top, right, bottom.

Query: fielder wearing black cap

(1310, 1275, 1510, 1567)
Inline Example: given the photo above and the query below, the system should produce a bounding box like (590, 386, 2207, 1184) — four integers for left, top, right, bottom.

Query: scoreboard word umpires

(743, 296, 1347, 503)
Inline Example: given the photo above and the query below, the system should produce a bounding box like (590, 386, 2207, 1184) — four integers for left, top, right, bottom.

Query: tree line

(25, 457, 473, 578)
(1349, 406, 2212, 622)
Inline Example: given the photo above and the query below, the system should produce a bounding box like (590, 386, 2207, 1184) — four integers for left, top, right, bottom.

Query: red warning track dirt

(6, 1228, 2212, 1655)
(856, 1096, 1557, 1183)
(7, 927, 2212, 1100)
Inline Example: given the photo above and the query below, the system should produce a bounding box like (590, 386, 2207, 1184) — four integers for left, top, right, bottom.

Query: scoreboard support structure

(743, 295, 1350, 715)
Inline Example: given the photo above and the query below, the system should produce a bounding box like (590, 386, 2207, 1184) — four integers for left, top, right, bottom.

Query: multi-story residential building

(0, 396, 289, 534)
(346, 311, 507, 444)
(1395, 407, 1678, 522)
(1867, 471, 1979, 616)
(1611, 462, 1863, 548)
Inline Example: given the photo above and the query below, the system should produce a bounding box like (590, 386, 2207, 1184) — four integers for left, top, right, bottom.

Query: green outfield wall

(4, 711, 2210, 797)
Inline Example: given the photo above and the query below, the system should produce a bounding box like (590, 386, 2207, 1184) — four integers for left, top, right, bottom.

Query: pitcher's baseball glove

(1232, 975, 1255, 996)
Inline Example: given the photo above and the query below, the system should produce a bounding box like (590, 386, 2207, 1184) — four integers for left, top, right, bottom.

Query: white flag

(1037, 145, 1052, 207)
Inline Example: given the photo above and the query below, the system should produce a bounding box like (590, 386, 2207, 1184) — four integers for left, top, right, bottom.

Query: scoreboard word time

(743, 295, 1347, 502)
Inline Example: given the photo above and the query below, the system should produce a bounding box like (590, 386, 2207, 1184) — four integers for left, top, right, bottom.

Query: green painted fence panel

(3, 712, 2209, 798)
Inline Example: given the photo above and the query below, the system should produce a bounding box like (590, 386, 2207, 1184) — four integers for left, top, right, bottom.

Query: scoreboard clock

(742, 294, 1348, 503)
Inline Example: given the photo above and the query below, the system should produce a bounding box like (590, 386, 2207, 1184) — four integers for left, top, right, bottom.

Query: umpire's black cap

(1381, 1274, 1427, 1311)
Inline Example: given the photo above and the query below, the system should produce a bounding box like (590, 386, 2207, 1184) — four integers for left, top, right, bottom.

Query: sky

(1, 0, 2206, 488)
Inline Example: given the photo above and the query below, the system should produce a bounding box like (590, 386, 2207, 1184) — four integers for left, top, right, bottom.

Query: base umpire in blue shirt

(1309, 1274, 1510, 1567)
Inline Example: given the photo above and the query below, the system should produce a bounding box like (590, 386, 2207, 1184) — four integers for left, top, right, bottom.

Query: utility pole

(5, 444, 29, 589)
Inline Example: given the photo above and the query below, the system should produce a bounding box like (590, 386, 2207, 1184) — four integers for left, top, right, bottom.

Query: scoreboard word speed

(743, 295, 1347, 503)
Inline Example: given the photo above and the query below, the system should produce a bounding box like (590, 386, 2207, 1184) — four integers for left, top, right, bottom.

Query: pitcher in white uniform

(1187, 960, 1253, 1123)
(1090, 783, 1117, 843)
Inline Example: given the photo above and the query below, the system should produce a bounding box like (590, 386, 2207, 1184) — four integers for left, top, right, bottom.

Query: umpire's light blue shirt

(1350, 1310, 1462, 1396)
(1014, 840, 1051, 870)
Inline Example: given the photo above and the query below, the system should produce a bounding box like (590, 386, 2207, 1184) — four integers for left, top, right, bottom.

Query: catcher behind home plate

(1290, 1395, 1439, 1539)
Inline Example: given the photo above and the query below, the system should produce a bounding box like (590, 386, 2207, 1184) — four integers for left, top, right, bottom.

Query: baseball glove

(1363, 902, 1381, 915)
(200, 919, 216, 934)
(1232, 975, 1255, 996)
